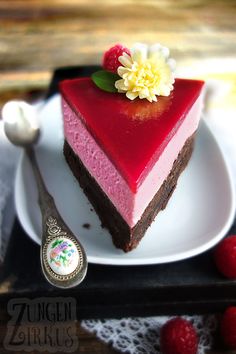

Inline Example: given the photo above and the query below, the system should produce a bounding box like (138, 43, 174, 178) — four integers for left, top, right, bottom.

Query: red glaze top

(60, 77, 204, 192)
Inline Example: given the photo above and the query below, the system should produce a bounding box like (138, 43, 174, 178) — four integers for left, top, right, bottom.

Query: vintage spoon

(2, 101, 87, 288)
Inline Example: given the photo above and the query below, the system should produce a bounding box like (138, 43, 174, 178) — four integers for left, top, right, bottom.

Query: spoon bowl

(2, 101, 40, 146)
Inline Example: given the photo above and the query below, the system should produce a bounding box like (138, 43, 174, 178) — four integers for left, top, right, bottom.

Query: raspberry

(214, 235, 236, 278)
(102, 44, 130, 73)
(160, 317, 198, 354)
(221, 307, 236, 349)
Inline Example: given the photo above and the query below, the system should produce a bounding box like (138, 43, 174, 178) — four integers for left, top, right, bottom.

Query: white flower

(115, 43, 175, 102)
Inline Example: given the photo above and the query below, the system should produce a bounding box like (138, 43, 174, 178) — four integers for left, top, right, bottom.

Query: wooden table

(0, 1, 236, 353)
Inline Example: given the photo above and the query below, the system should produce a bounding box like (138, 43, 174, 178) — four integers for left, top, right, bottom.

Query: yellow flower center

(133, 62, 159, 90)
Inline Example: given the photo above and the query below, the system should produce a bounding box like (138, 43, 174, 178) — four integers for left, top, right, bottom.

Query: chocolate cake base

(63, 134, 195, 252)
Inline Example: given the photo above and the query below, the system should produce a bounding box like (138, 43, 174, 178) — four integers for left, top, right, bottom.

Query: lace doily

(82, 315, 218, 354)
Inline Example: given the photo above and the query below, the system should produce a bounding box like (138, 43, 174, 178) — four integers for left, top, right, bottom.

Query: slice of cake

(60, 43, 204, 252)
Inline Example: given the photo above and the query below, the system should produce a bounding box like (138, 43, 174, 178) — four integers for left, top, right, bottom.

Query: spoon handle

(25, 147, 56, 225)
(25, 147, 87, 288)
(25, 147, 73, 241)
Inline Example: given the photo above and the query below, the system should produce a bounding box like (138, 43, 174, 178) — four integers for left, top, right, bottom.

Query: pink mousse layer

(62, 95, 203, 227)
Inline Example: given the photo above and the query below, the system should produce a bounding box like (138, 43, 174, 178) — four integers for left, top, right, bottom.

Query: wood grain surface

(0, 0, 236, 97)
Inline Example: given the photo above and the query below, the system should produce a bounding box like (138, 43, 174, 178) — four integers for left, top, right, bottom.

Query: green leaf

(52, 240, 60, 248)
(91, 70, 119, 93)
(59, 255, 67, 261)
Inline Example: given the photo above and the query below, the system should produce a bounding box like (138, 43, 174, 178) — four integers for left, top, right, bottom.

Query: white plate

(15, 95, 235, 265)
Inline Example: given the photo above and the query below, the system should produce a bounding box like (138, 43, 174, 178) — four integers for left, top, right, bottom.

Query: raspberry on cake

(60, 43, 204, 252)
(102, 44, 130, 73)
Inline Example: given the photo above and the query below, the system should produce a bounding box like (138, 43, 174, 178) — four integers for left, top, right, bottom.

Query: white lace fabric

(81, 315, 218, 354)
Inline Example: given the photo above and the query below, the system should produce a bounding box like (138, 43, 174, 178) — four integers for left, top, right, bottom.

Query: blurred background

(0, 0, 236, 107)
